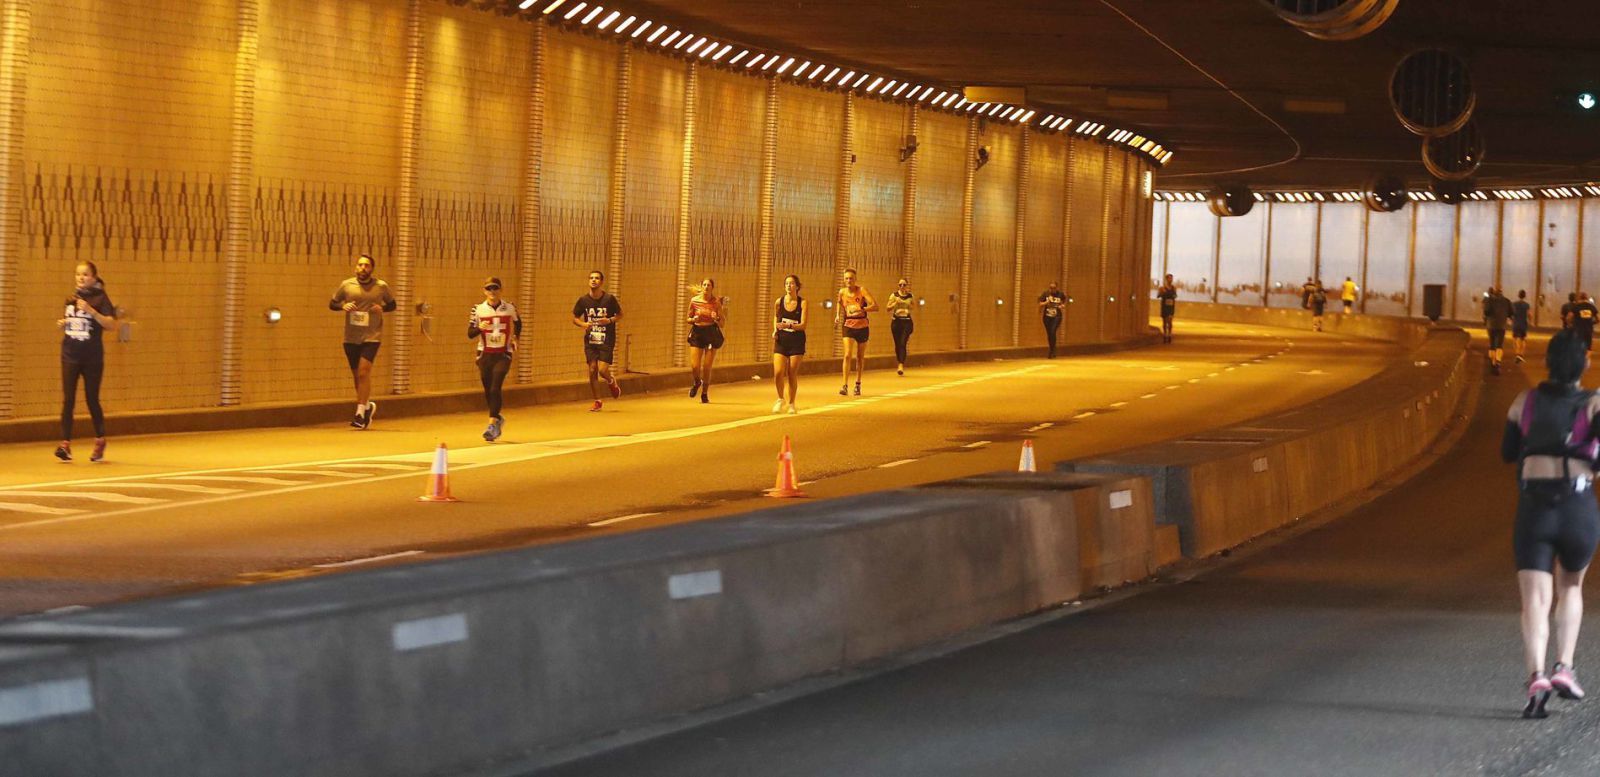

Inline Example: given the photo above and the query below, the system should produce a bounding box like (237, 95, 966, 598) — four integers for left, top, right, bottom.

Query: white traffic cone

(1018, 440, 1037, 473)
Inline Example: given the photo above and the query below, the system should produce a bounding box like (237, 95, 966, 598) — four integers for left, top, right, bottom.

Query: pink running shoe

(609, 378, 621, 399)
(1552, 664, 1586, 700)
(1525, 673, 1554, 719)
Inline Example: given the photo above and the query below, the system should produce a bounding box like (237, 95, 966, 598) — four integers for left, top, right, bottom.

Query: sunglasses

(484, 285, 501, 292)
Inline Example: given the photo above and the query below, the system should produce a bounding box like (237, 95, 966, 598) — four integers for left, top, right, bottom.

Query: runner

(772, 274, 806, 414)
(1513, 290, 1532, 364)
(1310, 281, 1328, 332)
(1038, 281, 1065, 357)
(1563, 293, 1579, 330)
(55, 261, 116, 462)
(1484, 286, 1512, 375)
(1156, 274, 1178, 344)
(1340, 276, 1358, 314)
(835, 268, 876, 396)
(886, 278, 915, 375)
(572, 269, 622, 411)
(1299, 277, 1317, 309)
(1574, 292, 1599, 351)
(686, 277, 726, 404)
(468, 277, 520, 441)
(1502, 330, 1600, 718)
(329, 254, 397, 430)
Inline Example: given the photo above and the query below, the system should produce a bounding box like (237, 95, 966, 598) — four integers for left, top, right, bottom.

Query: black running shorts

(1488, 329, 1506, 349)
(688, 324, 725, 350)
(774, 331, 806, 357)
(584, 342, 615, 365)
(343, 342, 381, 371)
(843, 326, 870, 344)
(1515, 481, 1600, 572)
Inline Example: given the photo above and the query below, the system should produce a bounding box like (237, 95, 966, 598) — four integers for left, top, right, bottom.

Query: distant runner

(686, 277, 726, 404)
(1310, 281, 1328, 332)
(55, 261, 116, 462)
(772, 274, 807, 414)
(1502, 330, 1600, 718)
(468, 277, 520, 441)
(1038, 281, 1065, 357)
(1513, 290, 1532, 364)
(329, 254, 396, 430)
(1341, 276, 1357, 314)
(835, 268, 877, 396)
(887, 278, 915, 375)
(573, 269, 623, 412)
(1573, 292, 1598, 351)
(1156, 274, 1178, 344)
(1484, 286, 1512, 375)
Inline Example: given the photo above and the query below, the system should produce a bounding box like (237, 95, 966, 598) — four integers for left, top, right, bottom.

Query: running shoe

(1491, 362, 1501, 376)
(772, 398, 786, 414)
(786, 403, 797, 415)
(590, 400, 603, 412)
(483, 418, 497, 442)
(839, 384, 848, 396)
(700, 389, 709, 404)
(54, 441, 71, 462)
(1526, 673, 1554, 719)
(349, 412, 365, 429)
(1516, 355, 1526, 364)
(853, 382, 861, 396)
(609, 378, 621, 399)
(1553, 664, 1586, 700)
(689, 380, 701, 398)
(90, 437, 106, 462)
(897, 367, 904, 376)
(364, 401, 377, 427)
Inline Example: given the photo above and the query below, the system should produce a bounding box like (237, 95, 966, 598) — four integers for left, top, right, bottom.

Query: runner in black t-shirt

(1484, 287, 1513, 374)
(1562, 293, 1578, 330)
(1310, 281, 1328, 332)
(572, 269, 623, 411)
(1572, 292, 1599, 351)
(1157, 274, 1178, 343)
(1037, 282, 1065, 357)
(56, 261, 117, 462)
(1512, 290, 1532, 364)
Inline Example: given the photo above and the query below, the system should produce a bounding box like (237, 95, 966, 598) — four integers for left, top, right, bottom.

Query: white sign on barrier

(669, 570, 723, 600)
(1109, 490, 1134, 510)
(392, 613, 469, 652)
(1252, 457, 1269, 473)
(0, 677, 92, 727)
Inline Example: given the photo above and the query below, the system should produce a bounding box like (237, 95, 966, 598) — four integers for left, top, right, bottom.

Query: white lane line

(311, 550, 424, 569)
(319, 463, 425, 471)
(250, 469, 371, 479)
(1027, 422, 1054, 432)
(963, 441, 991, 449)
(1072, 412, 1095, 420)
(877, 459, 918, 469)
(159, 476, 307, 486)
(1208, 372, 1220, 377)
(62, 483, 241, 495)
(1110, 401, 1128, 408)
(0, 491, 164, 505)
(1, 364, 1055, 532)
(588, 511, 661, 527)
(0, 502, 86, 516)
(1224, 366, 1237, 371)
(1164, 385, 1181, 391)
(1141, 393, 1158, 399)
(1186, 378, 1200, 384)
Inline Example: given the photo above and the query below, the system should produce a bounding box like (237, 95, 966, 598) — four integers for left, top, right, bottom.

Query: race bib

(64, 314, 91, 341)
(587, 326, 607, 345)
(348, 310, 370, 327)
(1045, 308, 1059, 317)
(485, 331, 507, 349)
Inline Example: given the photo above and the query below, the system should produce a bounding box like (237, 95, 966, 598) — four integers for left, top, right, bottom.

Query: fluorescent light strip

(852, 73, 871, 88)
(613, 15, 635, 33)
(712, 44, 732, 60)
(540, 0, 564, 12)
(580, 5, 603, 24)
(809, 63, 826, 79)
(685, 38, 706, 54)
(646, 25, 666, 42)
(660, 30, 682, 47)
(893, 82, 910, 97)
(563, 2, 585, 20)
(776, 57, 795, 75)
(867, 76, 884, 91)
(825, 67, 840, 82)
(597, 10, 619, 28)
(744, 53, 764, 68)
(763, 56, 779, 71)
(673, 33, 693, 49)
(630, 20, 651, 37)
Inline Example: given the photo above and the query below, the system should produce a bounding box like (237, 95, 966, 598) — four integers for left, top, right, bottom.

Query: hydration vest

(1519, 386, 1599, 485)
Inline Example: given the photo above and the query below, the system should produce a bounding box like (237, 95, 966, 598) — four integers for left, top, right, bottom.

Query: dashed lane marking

(311, 550, 424, 569)
(250, 469, 372, 479)
(877, 459, 918, 469)
(1072, 412, 1096, 420)
(1027, 423, 1054, 432)
(0, 491, 164, 505)
(1186, 378, 1201, 384)
(1164, 385, 1181, 391)
(1109, 401, 1128, 408)
(1, 364, 1054, 532)
(1208, 372, 1220, 378)
(159, 475, 309, 487)
(56, 483, 241, 495)
(1141, 393, 1158, 399)
(963, 441, 991, 449)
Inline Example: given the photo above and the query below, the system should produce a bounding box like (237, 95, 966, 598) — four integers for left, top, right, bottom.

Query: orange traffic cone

(764, 435, 808, 498)
(418, 443, 460, 502)
(1018, 440, 1037, 473)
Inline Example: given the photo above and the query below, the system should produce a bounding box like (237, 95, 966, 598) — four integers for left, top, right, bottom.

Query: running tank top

(471, 300, 520, 355)
(690, 296, 722, 327)
(886, 292, 914, 319)
(776, 296, 803, 328)
(841, 288, 869, 329)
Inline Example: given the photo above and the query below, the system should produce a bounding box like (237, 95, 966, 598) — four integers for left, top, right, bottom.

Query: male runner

(573, 269, 623, 411)
(469, 277, 521, 441)
(1310, 281, 1328, 332)
(1037, 281, 1065, 357)
(1484, 286, 1512, 374)
(1512, 290, 1532, 364)
(1573, 292, 1598, 351)
(1562, 293, 1578, 330)
(1156, 275, 1178, 343)
(1340, 276, 1357, 314)
(329, 254, 396, 429)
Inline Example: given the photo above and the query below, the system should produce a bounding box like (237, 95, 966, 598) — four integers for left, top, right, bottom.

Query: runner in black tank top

(772, 274, 807, 414)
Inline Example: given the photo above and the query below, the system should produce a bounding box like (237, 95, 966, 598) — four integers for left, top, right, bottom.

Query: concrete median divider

(0, 487, 1097, 777)
(1070, 307, 1469, 558)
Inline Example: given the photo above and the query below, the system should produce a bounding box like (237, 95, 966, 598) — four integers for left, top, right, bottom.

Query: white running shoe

(772, 398, 785, 414)
(787, 404, 797, 415)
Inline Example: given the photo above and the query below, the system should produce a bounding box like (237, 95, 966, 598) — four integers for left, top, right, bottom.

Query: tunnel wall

(0, 0, 1156, 423)
(1152, 198, 1600, 324)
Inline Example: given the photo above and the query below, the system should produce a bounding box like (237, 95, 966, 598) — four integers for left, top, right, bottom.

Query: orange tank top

(690, 296, 721, 326)
(841, 288, 869, 329)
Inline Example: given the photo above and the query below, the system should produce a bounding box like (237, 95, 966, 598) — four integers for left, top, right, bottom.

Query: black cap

(483, 276, 502, 291)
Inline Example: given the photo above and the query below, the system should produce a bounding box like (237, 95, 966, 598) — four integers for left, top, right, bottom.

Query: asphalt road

(0, 321, 1394, 617)
(540, 341, 1600, 777)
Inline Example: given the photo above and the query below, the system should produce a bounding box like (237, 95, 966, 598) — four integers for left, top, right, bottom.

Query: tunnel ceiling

(616, 0, 1600, 191)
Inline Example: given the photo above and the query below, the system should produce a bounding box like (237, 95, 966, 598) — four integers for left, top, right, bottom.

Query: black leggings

(1515, 481, 1600, 572)
(1043, 316, 1061, 355)
(61, 360, 106, 439)
(478, 354, 512, 418)
(891, 318, 913, 364)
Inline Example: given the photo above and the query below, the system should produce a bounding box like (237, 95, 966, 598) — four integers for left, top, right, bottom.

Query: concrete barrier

(0, 488, 1088, 777)
(1176, 301, 1431, 348)
(1070, 306, 1469, 558)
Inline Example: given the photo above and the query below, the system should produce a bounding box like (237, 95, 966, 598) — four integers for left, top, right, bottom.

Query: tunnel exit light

(1580, 92, 1598, 111)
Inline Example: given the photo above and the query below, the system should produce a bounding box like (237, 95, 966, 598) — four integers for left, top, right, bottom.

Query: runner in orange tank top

(685, 277, 726, 404)
(835, 267, 877, 396)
